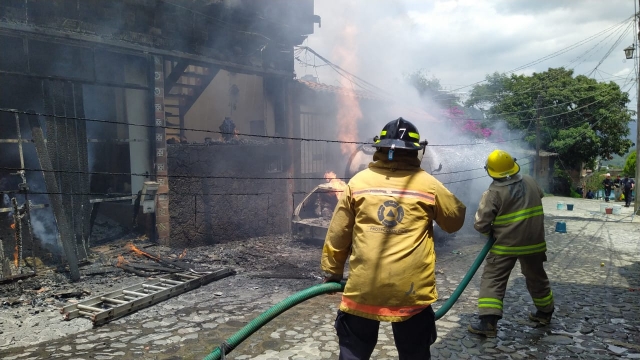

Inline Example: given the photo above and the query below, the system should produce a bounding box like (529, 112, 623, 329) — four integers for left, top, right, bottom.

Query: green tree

(465, 68, 634, 168)
(623, 151, 636, 176)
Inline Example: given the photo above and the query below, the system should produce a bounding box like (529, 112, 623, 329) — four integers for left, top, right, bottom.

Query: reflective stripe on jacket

(474, 174, 546, 256)
(321, 152, 467, 322)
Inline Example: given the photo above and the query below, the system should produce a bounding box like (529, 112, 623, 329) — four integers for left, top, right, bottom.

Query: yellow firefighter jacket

(321, 152, 466, 322)
(474, 174, 546, 256)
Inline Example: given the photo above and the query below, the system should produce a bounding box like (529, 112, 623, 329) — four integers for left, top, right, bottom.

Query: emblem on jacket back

(377, 200, 405, 227)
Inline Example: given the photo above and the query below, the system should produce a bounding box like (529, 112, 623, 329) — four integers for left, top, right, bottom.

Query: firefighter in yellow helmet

(322, 118, 467, 359)
(468, 149, 554, 337)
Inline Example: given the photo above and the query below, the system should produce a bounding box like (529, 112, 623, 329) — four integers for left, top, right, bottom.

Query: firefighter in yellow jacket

(468, 149, 554, 338)
(321, 118, 467, 360)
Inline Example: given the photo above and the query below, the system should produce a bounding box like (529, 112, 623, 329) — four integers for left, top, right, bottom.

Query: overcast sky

(298, 0, 638, 102)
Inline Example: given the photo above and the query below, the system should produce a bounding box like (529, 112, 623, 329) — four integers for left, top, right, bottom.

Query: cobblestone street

(0, 196, 639, 359)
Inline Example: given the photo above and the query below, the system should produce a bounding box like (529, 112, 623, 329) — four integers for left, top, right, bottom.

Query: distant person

(586, 189, 595, 199)
(321, 117, 467, 359)
(613, 175, 622, 201)
(468, 149, 554, 337)
(621, 175, 635, 208)
(602, 173, 613, 202)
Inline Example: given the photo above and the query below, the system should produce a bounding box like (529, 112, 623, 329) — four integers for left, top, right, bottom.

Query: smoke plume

(299, 1, 534, 233)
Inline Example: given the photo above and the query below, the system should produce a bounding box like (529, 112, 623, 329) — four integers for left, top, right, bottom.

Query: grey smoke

(23, 171, 61, 247)
(298, 1, 544, 234)
(28, 208, 60, 246)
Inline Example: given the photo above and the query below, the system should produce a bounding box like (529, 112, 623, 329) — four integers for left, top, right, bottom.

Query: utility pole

(535, 95, 542, 182)
(635, 4, 640, 215)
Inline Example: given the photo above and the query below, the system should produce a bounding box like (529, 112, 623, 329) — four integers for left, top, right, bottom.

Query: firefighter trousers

(478, 252, 554, 318)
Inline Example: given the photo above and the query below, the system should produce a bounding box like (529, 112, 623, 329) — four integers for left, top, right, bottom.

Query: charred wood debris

(0, 234, 323, 313)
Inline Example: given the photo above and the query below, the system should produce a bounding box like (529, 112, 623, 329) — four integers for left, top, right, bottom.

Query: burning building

(0, 0, 320, 280)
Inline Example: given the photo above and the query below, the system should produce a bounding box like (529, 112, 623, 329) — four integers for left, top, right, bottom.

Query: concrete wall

(183, 71, 276, 144)
(167, 143, 290, 246)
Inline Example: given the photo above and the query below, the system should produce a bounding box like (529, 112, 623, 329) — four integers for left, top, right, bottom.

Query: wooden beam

(26, 113, 80, 281)
(164, 59, 190, 94)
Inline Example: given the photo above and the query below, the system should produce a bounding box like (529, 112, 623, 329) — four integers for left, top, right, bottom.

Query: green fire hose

(204, 237, 495, 360)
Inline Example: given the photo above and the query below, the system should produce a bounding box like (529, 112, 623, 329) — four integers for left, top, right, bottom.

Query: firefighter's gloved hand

(323, 273, 343, 283)
(323, 273, 343, 295)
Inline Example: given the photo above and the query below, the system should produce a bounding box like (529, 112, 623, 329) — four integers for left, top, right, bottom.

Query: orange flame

(10, 223, 15, 230)
(333, 25, 363, 156)
(324, 171, 347, 198)
(126, 243, 160, 261)
(178, 249, 187, 259)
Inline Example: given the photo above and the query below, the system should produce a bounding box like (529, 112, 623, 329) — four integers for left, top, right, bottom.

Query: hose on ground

(203, 237, 495, 360)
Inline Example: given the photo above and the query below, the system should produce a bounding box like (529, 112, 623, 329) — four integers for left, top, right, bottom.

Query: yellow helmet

(485, 150, 520, 179)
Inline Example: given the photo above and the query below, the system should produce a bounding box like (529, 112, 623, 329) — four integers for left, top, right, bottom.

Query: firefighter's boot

(529, 310, 553, 325)
(467, 315, 500, 337)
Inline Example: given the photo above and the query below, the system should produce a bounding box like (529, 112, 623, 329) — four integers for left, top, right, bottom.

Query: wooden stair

(163, 59, 220, 142)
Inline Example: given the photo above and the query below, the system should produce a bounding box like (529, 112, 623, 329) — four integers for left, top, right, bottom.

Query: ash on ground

(0, 233, 324, 314)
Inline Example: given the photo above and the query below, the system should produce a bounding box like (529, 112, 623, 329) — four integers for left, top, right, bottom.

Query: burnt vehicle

(292, 144, 448, 242)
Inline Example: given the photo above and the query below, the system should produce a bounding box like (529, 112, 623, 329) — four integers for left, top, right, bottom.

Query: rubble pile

(0, 233, 323, 313)
(88, 214, 129, 246)
(0, 232, 324, 350)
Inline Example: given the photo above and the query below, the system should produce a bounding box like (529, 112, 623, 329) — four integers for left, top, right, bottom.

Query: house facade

(0, 0, 319, 279)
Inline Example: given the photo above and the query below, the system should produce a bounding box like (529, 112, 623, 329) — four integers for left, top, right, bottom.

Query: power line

(0, 166, 346, 181)
(448, 14, 636, 93)
(1, 189, 278, 197)
(588, 22, 634, 76)
(0, 156, 536, 194)
(0, 107, 365, 145)
(459, 22, 634, 112)
(1, 44, 625, 150)
(431, 156, 534, 176)
(1, 173, 526, 198)
(444, 16, 634, 110)
(536, 79, 635, 167)
(300, 31, 637, 127)
(0, 108, 524, 147)
(461, 73, 635, 124)
(452, 74, 632, 103)
(0, 164, 493, 181)
(567, 20, 632, 70)
(452, 81, 629, 121)
(301, 16, 629, 102)
(295, 17, 635, 131)
(296, 46, 390, 95)
(443, 161, 532, 185)
(427, 137, 524, 146)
